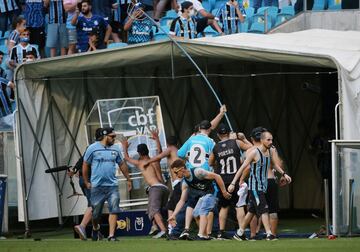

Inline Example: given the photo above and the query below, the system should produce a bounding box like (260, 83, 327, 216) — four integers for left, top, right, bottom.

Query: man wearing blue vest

(83, 127, 131, 241)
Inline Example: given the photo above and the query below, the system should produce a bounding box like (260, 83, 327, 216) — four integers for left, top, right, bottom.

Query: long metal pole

(324, 178, 330, 236)
(348, 178, 354, 236)
(331, 141, 338, 236)
(138, 7, 233, 131)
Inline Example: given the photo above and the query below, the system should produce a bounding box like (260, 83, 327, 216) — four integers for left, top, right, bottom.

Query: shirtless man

(144, 131, 180, 234)
(121, 139, 169, 239)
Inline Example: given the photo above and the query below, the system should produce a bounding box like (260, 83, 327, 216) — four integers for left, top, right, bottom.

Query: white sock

(237, 228, 244, 236)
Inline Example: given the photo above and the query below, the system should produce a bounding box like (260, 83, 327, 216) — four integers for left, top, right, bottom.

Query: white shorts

(236, 183, 248, 208)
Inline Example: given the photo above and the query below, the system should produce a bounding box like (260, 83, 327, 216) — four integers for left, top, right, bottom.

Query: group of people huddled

(71, 105, 292, 241)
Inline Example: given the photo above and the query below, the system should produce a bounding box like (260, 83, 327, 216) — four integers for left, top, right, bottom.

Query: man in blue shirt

(178, 120, 215, 171)
(72, 0, 112, 53)
(83, 127, 131, 241)
(123, 3, 153, 44)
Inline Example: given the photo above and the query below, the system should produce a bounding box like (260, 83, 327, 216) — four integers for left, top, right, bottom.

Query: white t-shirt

(177, 0, 205, 15)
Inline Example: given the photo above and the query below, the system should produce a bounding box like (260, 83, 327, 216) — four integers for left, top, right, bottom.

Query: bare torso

(138, 159, 163, 186)
(166, 146, 179, 182)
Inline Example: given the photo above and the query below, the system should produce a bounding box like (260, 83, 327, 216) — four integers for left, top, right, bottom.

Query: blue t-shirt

(127, 18, 153, 44)
(84, 142, 122, 187)
(76, 14, 108, 52)
(178, 133, 215, 171)
(25, 0, 46, 28)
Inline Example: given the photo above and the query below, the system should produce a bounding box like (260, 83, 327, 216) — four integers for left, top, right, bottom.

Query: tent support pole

(16, 98, 31, 238)
(170, 43, 175, 80)
(46, 81, 63, 226)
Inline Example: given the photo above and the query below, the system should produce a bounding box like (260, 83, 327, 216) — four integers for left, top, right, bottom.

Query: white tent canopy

(14, 29, 360, 232)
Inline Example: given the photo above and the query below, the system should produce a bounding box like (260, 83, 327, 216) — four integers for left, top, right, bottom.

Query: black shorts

(110, 20, 122, 34)
(196, 17, 209, 34)
(217, 183, 239, 208)
(167, 181, 182, 211)
(248, 190, 269, 217)
(265, 178, 279, 214)
(187, 188, 207, 209)
(28, 27, 46, 49)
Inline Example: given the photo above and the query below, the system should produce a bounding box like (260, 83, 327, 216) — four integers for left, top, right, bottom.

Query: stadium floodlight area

(331, 140, 360, 236)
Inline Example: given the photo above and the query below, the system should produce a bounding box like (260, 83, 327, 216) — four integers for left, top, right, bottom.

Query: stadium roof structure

(14, 29, 360, 235)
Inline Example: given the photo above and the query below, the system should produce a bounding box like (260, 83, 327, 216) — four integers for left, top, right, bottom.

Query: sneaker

(248, 236, 257, 241)
(149, 225, 159, 236)
(217, 231, 230, 240)
(152, 231, 167, 239)
(107, 236, 119, 242)
(266, 234, 278, 241)
(74, 225, 87, 240)
(179, 229, 190, 240)
(194, 235, 211, 241)
(233, 231, 247, 241)
(167, 234, 179, 241)
(91, 229, 104, 241)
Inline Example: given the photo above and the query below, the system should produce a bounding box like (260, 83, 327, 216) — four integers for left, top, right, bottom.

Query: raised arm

(150, 129, 162, 154)
(120, 139, 141, 167)
(236, 133, 253, 151)
(210, 105, 227, 130)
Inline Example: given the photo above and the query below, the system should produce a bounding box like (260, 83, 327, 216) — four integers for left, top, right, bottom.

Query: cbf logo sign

(107, 106, 157, 137)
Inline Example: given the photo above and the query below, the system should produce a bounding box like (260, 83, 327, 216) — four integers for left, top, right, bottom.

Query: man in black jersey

(208, 123, 252, 239)
(168, 159, 231, 240)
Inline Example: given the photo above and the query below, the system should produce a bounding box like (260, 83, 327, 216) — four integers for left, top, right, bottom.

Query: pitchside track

(1, 238, 360, 252)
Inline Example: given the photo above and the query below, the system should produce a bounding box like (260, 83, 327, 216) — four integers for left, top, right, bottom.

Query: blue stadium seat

(203, 26, 218, 37)
(248, 19, 272, 33)
(245, 7, 255, 18)
(0, 31, 9, 39)
(312, 0, 326, 10)
(208, 0, 217, 9)
(211, 8, 219, 16)
(202, 1, 212, 12)
(252, 6, 278, 27)
(275, 13, 293, 26)
(107, 42, 128, 49)
(214, 0, 226, 10)
(154, 26, 170, 41)
(238, 20, 249, 33)
(160, 16, 175, 28)
(328, 0, 342, 10)
(165, 10, 178, 18)
(280, 5, 295, 16)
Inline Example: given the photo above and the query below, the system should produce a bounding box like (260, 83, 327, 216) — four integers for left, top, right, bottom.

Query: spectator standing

(0, 0, 19, 37)
(72, 0, 111, 53)
(7, 16, 26, 53)
(44, 0, 68, 57)
(123, 3, 153, 44)
(215, 0, 245, 35)
(63, 0, 78, 54)
(24, 0, 46, 57)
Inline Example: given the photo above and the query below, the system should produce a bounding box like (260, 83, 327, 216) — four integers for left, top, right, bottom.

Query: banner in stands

(0, 175, 7, 235)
